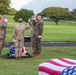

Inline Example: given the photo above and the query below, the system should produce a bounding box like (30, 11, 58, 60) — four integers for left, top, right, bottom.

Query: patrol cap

(36, 13, 42, 16)
(18, 18, 23, 22)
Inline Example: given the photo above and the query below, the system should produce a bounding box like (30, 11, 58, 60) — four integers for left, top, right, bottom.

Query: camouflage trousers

(31, 37, 41, 55)
(0, 39, 4, 56)
(14, 39, 24, 57)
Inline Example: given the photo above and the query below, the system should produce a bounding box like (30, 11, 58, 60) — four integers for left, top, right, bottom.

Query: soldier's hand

(38, 35, 41, 38)
(13, 39, 16, 42)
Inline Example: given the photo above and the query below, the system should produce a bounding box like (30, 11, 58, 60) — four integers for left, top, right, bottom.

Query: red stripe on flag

(58, 58, 76, 64)
(46, 60, 68, 67)
(39, 66, 60, 75)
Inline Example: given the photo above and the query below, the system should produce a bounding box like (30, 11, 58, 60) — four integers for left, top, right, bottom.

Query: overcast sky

(11, 0, 76, 14)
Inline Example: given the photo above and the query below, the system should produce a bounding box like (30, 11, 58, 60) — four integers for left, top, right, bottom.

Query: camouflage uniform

(0, 17, 7, 57)
(12, 19, 30, 59)
(31, 17, 44, 55)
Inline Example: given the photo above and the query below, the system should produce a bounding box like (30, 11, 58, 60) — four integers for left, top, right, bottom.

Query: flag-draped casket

(38, 58, 76, 75)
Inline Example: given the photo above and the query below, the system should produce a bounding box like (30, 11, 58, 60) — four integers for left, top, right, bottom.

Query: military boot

(35, 54, 40, 58)
(16, 56, 20, 60)
(0, 54, 2, 59)
(31, 53, 36, 57)
(0, 51, 2, 59)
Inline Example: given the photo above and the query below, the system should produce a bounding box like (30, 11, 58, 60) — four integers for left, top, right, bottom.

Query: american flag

(60, 66, 76, 75)
(38, 58, 76, 75)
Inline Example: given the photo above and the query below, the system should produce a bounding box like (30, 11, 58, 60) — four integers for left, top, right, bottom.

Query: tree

(41, 7, 75, 25)
(8, 8, 17, 15)
(71, 8, 76, 18)
(0, 0, 11, 15)
(14, 9, 34, 22)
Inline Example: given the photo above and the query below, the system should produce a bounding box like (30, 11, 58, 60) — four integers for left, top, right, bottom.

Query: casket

(38, 58, 76, 75)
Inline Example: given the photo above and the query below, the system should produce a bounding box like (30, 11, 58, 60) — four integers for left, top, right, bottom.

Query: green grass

(4, 15, 76, 42)
(1, 15, 76, 75)
(1, 46, 76, 75)
(42, 20, 76, 42)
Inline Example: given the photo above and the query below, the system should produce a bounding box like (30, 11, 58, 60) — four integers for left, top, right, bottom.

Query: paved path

(4, 42, 76, 48)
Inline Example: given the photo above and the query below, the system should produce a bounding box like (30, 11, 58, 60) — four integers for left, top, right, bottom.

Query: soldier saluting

(0, 16, 7, 59)
(12, 18, 30, 60)
(30, 13, 44, 58)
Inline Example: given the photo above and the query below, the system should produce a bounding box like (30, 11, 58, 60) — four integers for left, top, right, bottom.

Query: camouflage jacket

(31, 19, 44, 38)
(0, 22, 7, 39)
(12, 23, 30, 41)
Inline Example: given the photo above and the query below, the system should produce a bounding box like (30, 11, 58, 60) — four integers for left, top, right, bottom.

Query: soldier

(0, 16, 7, 59)
(30, 13, 44, 58)
(12, 18, 30, 60)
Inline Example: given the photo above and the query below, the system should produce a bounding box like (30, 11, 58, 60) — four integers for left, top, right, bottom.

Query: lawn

(1, 15, 76, 75)
(4, 15, 76, 42)
(1, 46, 76, 75)
(43, 20, 76, 42)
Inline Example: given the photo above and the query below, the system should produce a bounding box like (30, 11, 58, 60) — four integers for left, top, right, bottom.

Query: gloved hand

(5, 18, 8, 23)
(28, 18, 31, 23)
(13, 39, 16, 42)
(38, 35, 41, 38)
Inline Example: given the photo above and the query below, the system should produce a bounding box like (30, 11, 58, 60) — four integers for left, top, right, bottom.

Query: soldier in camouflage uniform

(0, 16, 7, 58)
(30, 13, 44, 57)
(12, 18, 30, 60)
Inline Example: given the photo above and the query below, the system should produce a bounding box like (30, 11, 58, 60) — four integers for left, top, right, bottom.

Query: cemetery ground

(0, 15, 76, 75)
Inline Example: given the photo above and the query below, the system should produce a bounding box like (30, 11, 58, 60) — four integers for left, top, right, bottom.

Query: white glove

(13, 39, 16, 42)
(5, 18, 8, 23)
(38, 36, 41, 38)
(23, 22, 26, 25)
(28, 18, 31, 22)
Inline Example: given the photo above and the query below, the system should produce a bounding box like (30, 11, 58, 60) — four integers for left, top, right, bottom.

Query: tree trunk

(54, 18, 59, 25)
(55, 21, 58, 25)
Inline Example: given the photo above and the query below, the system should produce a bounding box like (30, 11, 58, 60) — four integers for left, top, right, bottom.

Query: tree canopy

(0, 0, 11, 15)
(41, 7, 75, 24)
(71, 8, 76, 18)
(14, 9, 34, 22)
(8, 8, 17, 15)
